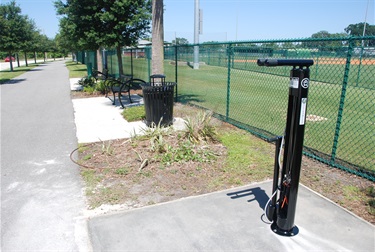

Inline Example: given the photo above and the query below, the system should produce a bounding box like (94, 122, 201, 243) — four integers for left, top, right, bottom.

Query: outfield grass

(176, 64, 374, 171)
(105, 55, 374, 172)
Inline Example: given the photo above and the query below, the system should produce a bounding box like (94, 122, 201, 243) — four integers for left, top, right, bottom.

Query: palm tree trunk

(152, 0, 164, 76)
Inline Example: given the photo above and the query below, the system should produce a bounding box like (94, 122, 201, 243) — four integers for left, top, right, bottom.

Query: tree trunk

(24, 52, 28, 67)
(16, 53, 20, 67)
(116, 45, 123, 76)
(152, 0, 164, 76)
(96, 48, 103, 71)
(34, 52, 37, 64)
(9, 52, 13, 72)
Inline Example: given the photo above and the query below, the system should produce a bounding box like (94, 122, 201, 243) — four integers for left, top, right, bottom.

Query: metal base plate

(271, 222, 299, 236)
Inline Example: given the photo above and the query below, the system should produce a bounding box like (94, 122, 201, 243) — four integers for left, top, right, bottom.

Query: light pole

(356, 0, 370, 87)
(361, 0, 370, 47)
(193, 0, 200, 69)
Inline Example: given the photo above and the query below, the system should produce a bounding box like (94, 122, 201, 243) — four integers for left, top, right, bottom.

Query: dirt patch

(232, 58, 375, 65)
(72, 98, 375, 224)
(71, 89, 143, 99)
(306, 114, 328, 122)
(316, 58, 375, 65)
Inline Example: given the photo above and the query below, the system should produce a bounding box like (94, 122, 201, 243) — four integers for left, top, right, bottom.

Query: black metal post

(258, 59, 313, 236)
(130, 49, 134, 77)
(267, 136, 282, 222)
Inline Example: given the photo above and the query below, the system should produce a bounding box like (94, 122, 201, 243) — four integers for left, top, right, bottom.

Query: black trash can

(142, 75, 176, 127)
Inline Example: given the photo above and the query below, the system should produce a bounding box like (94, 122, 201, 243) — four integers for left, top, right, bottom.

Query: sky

(1, 0, 374, 43)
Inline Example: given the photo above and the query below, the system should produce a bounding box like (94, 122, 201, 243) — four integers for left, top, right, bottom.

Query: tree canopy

(172, 37, 189, 45)
(345, 22, 375, 46)
(55, 0, 152, 74)
(0, 0, 36, 70)
(345, 22, 375, 36)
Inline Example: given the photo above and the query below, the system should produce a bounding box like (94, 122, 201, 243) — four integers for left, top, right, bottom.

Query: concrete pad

(72, 96, 187, 143)
(70, 78, 83, 91)
(72, 97, 142, 143)
(88, 181, 375, 251)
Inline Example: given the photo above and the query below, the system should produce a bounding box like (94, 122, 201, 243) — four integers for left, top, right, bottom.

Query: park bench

(92, 69, 113, 97)
(109, 77, 146, 108)
(92, 68, 108, 82)
(92, 69, 146, 108)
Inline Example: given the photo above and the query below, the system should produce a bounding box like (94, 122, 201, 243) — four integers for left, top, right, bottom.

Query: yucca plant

(140, 120, 173, 153)
(184, 110, 217, 143)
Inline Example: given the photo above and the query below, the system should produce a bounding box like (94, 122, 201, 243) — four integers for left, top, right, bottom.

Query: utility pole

(193, 0, 200, 69)
(362, 0, 370, 46)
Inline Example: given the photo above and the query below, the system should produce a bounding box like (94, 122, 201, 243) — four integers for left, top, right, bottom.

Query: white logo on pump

(301, 78, 309, 89)
(290, 77, 299, 89)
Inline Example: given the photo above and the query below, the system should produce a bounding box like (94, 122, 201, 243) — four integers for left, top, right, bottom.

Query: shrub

(79, 76, 107, 94)
(184, 111, 218, 143)
(78, 76, 96, 87)
(95, 80, 107, 94)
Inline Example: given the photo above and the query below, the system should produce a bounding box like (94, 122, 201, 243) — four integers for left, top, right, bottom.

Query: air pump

(257, 59, 314, 236)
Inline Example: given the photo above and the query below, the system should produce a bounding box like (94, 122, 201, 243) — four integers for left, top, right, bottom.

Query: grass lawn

(176, 64, 374, 172)
(0, 64, 41, 84)
(65, 61, 88, 78)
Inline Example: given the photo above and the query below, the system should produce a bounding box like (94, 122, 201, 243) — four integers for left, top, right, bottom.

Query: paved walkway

(1, 61, 91, 251)
(1, 61, 374, 251)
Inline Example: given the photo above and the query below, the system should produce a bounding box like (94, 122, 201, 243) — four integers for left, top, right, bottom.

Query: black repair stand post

(258, 59, 314, 236)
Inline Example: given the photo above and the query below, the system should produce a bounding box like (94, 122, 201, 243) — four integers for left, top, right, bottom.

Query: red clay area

(232, 58, 375, 65)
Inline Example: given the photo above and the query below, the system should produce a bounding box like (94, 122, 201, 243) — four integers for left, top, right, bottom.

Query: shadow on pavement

(0, 78, 26, 85)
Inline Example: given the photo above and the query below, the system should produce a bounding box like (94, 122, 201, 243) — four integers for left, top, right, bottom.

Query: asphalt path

(1, 60, 90, 251)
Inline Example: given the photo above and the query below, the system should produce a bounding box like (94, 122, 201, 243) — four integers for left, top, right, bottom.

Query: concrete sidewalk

(88, 181, 374, 251)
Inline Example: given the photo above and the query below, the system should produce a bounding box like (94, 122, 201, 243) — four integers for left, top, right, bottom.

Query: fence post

(207, 48, 210, 65)
(109, 50, 113, 76)
(175, 45, 178, 102)
(330, 38, 354, 165)
(130, 49, 134, 77)
(146, 47, 151, 81)
(356, 44, 364, 87)
(226, 44, 233, 121)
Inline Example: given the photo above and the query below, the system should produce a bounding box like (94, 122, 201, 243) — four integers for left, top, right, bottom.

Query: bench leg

(128, 91, 133, 103)
(118, 91, 133, 109)
(119, 92, 125, 108)
(112, 92, 116, 105)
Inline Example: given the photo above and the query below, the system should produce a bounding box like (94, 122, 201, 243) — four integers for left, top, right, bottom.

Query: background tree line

(0, 1, 65, 71)
(54, 0, 152, 75)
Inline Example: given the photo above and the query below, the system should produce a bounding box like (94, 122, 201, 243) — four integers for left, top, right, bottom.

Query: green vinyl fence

(77, 36, 375, 181)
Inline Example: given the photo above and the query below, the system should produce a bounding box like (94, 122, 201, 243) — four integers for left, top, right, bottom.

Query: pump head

(257, 59, 314, 68)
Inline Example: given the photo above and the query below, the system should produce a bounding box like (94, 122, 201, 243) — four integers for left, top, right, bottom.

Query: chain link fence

(77, 36, 375, 181)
